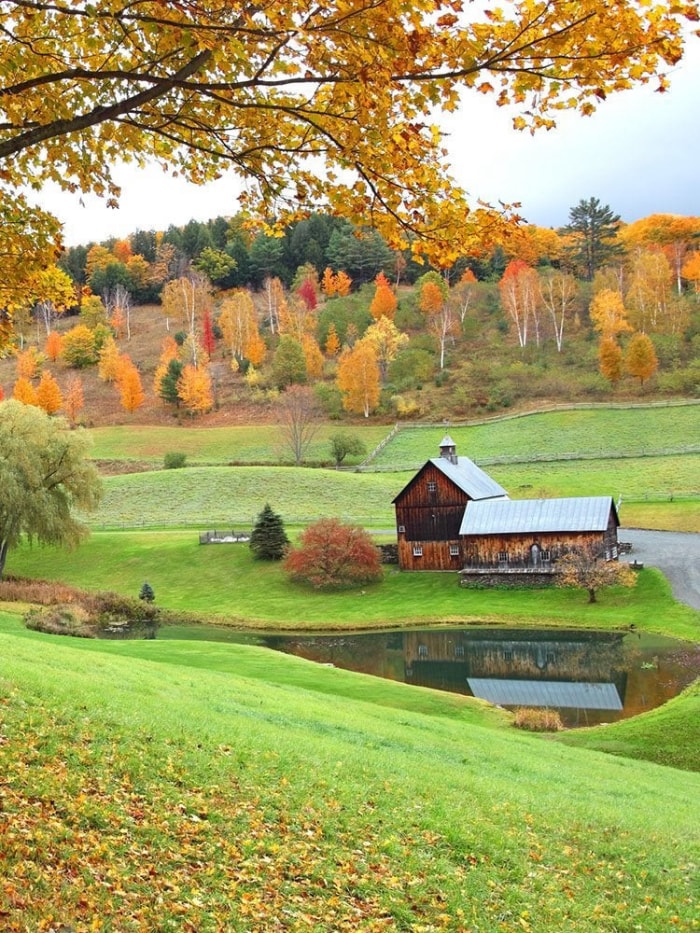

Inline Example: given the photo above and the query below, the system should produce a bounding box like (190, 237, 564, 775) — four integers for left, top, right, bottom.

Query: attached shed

(459, 496, 620, 580)
(392, 435, 508, 571)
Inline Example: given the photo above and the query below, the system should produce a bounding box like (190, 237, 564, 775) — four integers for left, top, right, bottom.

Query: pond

(159, 624, 700, 728)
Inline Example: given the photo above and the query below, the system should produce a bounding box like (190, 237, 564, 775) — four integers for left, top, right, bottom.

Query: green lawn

(7, 531, 700, 641)
(1, 618, 698, 930)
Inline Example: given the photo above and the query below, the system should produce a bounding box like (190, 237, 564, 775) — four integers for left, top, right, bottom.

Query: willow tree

(0, 401, 103, 580)
(0, 0, 696, 332)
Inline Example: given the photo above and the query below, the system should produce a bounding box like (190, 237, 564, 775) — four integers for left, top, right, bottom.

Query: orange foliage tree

(62, 375, 84, 426)
(283, 518, 382, 589)
(589, 289, 632, 339)
(116, 356, 145, 413)
(498, 260, 539, 348)
(598, 336, 624, 386)
(36, 370, 63, 414)
(44, 331, 63, 362)
(98, 337, 122, 383)
(325, 323, 341, 358)
(15, 347, 40, 380)
(369, 272, 397, 321)
(12, 377, 38, 406)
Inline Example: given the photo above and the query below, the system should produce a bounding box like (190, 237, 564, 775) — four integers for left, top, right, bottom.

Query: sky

(35, 37, 700, 247)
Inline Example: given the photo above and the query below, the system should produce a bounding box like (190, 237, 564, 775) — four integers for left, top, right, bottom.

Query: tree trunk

(0, 539, 9, 582)
(588, 587, 597, 603)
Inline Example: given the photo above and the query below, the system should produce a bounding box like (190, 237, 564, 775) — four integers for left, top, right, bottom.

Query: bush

(513, 708, 564, 732)
(163, 451, 187, 469)
(24, 605, 94, 638)
(284, 518, 383, 589)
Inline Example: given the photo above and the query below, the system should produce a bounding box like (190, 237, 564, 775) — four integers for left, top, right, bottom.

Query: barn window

(413, 545, 423, 557)
(398, 524, 406, 534)
(449, 545, 460, 556)
(503, 650, 513, 661)
(541, 549, 551, 562)
(418, 644, 428, 658)
(454, 644, 465, 658)
(546, 652, 555, 664)
(427, 481, 437, 493)
(498, 551, 509, 565)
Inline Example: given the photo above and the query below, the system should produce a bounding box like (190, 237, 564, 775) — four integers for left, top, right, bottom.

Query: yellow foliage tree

(301, 335, 325, 380)
(177, 364, 214, 416)
(325, 323, 341, 358)
(363, 317, 409, 380)
(598, 336, 624, 386)
(0, 0, 692, 327)
(625, 332, 659, 386)
(98, 337, 122, 383)
(336, 340, 381, 418)
(116, 356, 145, 413)
(589, 289, 633, 339)
(15, 347, 41, 380)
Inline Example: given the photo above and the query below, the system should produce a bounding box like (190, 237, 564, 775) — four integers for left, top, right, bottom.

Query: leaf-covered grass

(89, 423, 389, 466)
(7, 533, 700, 641)
(371, 404, 700, 468)
(556, 679, 700, 772)
(1, 621, 698, 931)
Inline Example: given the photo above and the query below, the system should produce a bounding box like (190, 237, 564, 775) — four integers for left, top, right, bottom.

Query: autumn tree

(370, 272, 398, 321)
(116, 356, 146, 413)
(284, 518, 383, 589)
(325, 323, 341, 358)
(336, 340, 381, 418)
(249, 504, 290, 561)
(556, 545, 635, 603)
(0, 0, 693, 333)
(563, 198, 624, 280)
(44, 331, 64, 363)
(81, 294, 108, 330)
(177, 364, 213, 415)
(681, 251, 700, 298)
(219, 290, 259, 361)
(98, 337, 122, 383)
(498, 260, 539, 348)
(619, 214, 700, 294)
(202, 308, 216, 359)
(0, 400, 102, 580)
(451, 268, 478, 324)
(363, 317, 409, 380)
(538, 270, 578, 352)
(63, 375, 85, 426)
(277, 385, 320, 466)
(625, 250, 674, 333)
(161, 274, 211, 365)
(61, 325, 100, 368)
(12, 377, 38, 407)
(272, 336, 307, 389)
(589, 289, 632, 339)
(15, 347, 40, 380)
(598, 337, 624, 386)
(36, 371, 63, 415)
(625, 332, 659, 386)
(105, 283, 132, 340)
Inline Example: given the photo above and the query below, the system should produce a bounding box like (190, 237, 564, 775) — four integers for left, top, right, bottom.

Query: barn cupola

(439, 435, 458, 465)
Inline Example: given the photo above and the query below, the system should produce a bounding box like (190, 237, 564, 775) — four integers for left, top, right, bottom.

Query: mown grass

(371, 404, 700, 469)
(86, 456, 699, 531)
(7, 532, 700, 641)
(89, 423, 389, 466)
(1, 620, 698, 930)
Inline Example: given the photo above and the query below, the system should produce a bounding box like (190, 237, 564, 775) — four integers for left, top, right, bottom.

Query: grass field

(7, 531, 700, 642)
(1, 616, 698, 930)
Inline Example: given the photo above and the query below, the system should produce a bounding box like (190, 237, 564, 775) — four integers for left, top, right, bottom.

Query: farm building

(392, 436, 620, 579)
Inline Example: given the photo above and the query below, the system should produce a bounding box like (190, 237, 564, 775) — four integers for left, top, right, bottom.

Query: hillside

(1, 614, 698, 931)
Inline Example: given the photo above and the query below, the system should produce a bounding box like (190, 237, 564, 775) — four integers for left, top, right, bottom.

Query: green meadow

(1, 614, 699, 930)
(2, 404, 699, 930)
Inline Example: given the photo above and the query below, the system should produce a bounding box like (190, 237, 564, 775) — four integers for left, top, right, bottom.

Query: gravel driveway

(619, 529, 700, 611)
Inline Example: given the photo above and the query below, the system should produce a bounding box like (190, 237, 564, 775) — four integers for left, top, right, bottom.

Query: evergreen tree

(249, 504, 290, 561)
(563, 197, 624, 280)
(159, 358, 184, 405)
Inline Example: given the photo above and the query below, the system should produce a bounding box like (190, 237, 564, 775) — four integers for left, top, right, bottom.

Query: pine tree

(564, 197, 623, 280)
(249, 503, 290, 561)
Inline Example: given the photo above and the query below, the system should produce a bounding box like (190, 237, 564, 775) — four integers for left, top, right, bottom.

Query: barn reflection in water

(262, 627, 700, 728)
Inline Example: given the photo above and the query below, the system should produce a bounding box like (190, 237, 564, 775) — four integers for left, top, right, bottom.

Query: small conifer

(249, 504, 290, 561)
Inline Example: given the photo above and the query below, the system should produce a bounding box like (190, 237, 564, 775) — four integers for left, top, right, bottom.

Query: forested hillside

(1, 204, 698, 429)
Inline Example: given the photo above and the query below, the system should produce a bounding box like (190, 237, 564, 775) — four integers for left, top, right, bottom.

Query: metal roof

(429, 456, 509, 501)
(467, 678, 623, 710)
(459, 496, 616, 536)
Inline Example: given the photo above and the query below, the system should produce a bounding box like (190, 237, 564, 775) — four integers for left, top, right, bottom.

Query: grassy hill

(1, 613, 698, 931)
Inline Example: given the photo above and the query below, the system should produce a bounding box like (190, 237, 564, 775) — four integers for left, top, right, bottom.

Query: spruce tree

(249, 504, 290, 561)
(564, 197, 623, 280)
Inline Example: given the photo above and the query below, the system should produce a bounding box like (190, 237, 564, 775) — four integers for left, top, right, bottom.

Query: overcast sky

(35, 40, 700, 247)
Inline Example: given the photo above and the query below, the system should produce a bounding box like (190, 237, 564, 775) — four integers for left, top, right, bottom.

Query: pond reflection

(160, 623, 700, 728)
(259, 627, 700, 728)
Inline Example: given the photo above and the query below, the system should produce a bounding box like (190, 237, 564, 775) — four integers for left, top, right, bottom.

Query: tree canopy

(1, 0, 697, 314)
(0, 400, 103, 580)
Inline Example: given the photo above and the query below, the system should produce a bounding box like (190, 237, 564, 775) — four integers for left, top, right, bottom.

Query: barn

(393, 437, 620, 579)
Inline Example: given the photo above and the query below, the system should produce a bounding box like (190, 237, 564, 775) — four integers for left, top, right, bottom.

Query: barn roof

(459, 496, 617, 536)
(392, 456, 508, 503)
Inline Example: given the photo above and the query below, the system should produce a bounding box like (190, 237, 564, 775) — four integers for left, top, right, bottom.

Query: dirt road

(620, 529, 700, 611)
